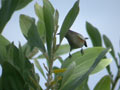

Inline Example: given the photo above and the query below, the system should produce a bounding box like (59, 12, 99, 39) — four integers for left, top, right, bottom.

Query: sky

(0, 0, 120, 89)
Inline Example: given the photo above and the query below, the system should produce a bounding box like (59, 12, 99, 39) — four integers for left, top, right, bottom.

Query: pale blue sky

(0, 0, 120, 89)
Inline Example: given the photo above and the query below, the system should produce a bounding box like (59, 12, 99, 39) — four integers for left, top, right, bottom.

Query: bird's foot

(80, 48, 84, 55)
(69, 53, 72, 58)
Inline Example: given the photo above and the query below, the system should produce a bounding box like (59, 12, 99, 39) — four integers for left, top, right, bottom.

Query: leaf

(34, 59, 46, 80)
(1, 61, 25, 90)
(86, 22, 102, 46)
(0, 0, 19, 33)
(59, 0, 80, 43)
(86, 21, 112, 79)
(22, 42, 39, 59)
(62, 47, 105, 68)
(54, 10, 59, 30)
(75, 78, 89, 90)
(37, 20, 46, 42)
(6, 43, 19, 64)
(91, 58, 112, 74)
(27, 31, 45, 53)
(0, 42, 40, 89)
(43, 0, 55, 15)
(103, 35, 118, 66)
(60, 47, 110, 90)
(94, 75, 111, 90)
(34, 3, 46, 42)
(6, 43, 26, 70)
(0, 34, 10, 46)
(61, 62, 76, 86)
(19, 45, 41, 89)
(55, 44, 70, 56)
(0, 35, 10, 64)
(27, 23, 46, 53)
(20, 14, 35, 39)
(103, 35, 115, 57)
(43, 0, 55, 57)
(20, 14, 46, 52)
(57, 57, 64, 64)
(0, 0, 32, 33)
(15, 0, 32, 10)
(34, 3, 44, 20)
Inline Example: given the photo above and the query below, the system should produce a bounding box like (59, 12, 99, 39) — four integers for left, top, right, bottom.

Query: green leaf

(55, 44, 70, 56)
(22, 42, 39, 59)
(103, 35, 115, 57)
(1, 61, 25, 90)
(20, 14, 46, 52)
(0, 35, 10, 64)
(19, 45, 41, 89)
(62, 47, 105, 68)
(94, 75, 111, 90)
(0, 0, 19, 33)
(91, 58, 112, 74)
(34, 3, 46, 42)
(6, 43, 25, 70)
(43, 0, 55, 57)
(20, 14, 35, 39)
(60, 47, 110, 90)
(27, 22, 46, 53)
(0, 42, 40, 89)
(54, 10, 59, 30)
(15, 0, 32, 10)
(86, 22, 102, 46)
(43, 0, 55, 15)
(57, 57, 64, 64)
(103, 35, 118, 66)
(61, 62, 76, 86)
(0, 34, 10, 46)
(75, 78, 89, 90)
(34, 59, 46, 80)
(59, 0, 79, 43)
(34, 3, 44, 20)
(37, 20, 46, 42)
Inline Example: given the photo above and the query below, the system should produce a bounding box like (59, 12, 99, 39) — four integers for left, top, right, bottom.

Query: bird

(65, 30, 88, 58)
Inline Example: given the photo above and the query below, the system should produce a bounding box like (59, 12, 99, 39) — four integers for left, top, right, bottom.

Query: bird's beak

(85, 37, 88, 40)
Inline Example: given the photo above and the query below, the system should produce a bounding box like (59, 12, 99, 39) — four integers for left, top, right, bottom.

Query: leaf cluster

(0, 0, 119, 90)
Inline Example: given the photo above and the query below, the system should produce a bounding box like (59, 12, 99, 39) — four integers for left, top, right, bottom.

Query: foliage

(86, 22, 120, 90)
(0, 0, 32, 33)
(0, 0, 119, 90)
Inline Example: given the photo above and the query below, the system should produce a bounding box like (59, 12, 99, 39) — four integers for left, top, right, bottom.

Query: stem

(53, 25, 59, 54)
(112, 69, 120, 90)
(112, 76, 119, 90)
(114, 57, 119, 68)
(46, 24, 59, 90)
(47, 60, 53, 90)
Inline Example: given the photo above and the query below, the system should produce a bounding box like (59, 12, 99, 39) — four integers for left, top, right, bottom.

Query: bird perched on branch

(65, 30, 88, 58)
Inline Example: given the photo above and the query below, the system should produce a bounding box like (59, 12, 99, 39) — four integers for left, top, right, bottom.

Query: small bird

(65, 30, 88, 58)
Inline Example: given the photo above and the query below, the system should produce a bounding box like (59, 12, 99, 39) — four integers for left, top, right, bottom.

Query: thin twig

(112, 70, 120, 90)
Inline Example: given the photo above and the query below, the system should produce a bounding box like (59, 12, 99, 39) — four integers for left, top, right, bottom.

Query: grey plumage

(65, 30, 88, 57)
